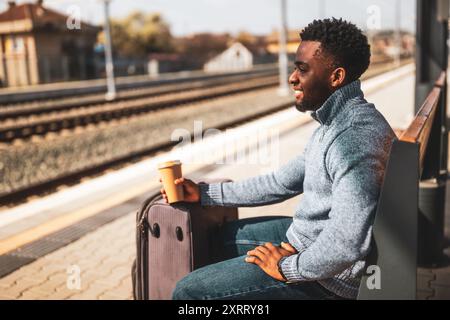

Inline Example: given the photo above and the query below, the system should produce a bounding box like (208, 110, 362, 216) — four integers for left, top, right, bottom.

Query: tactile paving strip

(0, 191, 154, 278)
(0, 255, 34, 277)
(0, 163, 221, 278)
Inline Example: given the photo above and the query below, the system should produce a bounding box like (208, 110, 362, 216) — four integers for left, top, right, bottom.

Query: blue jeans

(172, 216, 345, 300)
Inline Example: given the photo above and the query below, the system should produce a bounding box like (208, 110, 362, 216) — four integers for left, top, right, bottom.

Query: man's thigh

(218, 216, 293, 259)
(172, 255, 335, 300)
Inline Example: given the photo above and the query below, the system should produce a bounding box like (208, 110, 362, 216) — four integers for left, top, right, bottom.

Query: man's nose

(288, 70, 298, 85)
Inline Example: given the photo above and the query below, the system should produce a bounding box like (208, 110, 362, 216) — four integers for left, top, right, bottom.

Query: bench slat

(400, 86, 440, 144)
(434, 71, 446, 88)
(399, 71, 445, 172)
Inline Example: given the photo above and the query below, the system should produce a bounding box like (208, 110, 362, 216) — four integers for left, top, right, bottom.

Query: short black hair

(299, 18, 371, 82)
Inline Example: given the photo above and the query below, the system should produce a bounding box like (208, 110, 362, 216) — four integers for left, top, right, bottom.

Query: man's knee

(172, 274, 201, 300)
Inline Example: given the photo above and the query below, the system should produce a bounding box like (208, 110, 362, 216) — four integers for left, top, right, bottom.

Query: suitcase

(132, 178, 238, 300)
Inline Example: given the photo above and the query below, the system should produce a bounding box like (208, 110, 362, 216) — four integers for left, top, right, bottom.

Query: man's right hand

(160, 177, 200, 203)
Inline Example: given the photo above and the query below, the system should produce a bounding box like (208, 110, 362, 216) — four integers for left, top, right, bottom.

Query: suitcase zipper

(138, 216, 148, 239)
(135, 193, 162, 300)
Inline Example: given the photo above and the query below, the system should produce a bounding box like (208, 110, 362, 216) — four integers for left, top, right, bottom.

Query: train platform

(0, 64, 449, 299)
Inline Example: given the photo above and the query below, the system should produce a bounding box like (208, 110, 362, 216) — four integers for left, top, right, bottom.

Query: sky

(0, 0, 416, 36)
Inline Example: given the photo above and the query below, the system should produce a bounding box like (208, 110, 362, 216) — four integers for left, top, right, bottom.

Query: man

(161, 18, 396, 300)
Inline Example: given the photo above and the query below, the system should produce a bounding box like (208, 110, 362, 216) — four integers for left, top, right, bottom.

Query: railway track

(0, 65, 278, 105)
(0, 68, 277, 119)
(0, 60, 412, 144)
(0, 75, 279, 142)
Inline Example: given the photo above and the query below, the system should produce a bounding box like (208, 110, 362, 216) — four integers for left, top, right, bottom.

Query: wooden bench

(357, 71, 447, 299)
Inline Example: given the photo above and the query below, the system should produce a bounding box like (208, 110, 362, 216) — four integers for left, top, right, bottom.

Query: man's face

(289, 41, 335, 113)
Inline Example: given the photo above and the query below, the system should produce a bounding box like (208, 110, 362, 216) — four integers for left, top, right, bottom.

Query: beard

(294, 84, 333, 113)
(294, 97, 317, 113)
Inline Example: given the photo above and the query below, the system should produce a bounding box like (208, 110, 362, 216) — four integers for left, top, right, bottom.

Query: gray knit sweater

(198, 79, 396, 299)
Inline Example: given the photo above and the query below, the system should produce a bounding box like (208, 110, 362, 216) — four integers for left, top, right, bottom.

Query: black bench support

(358, 141, 419, 300)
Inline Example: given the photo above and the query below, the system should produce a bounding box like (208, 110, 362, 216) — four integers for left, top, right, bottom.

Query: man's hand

(245, 242, 298, 282)
(159, 177, 200, 203)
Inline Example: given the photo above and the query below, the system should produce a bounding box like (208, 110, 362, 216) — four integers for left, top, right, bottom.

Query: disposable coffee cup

(158, 160, 184, 203)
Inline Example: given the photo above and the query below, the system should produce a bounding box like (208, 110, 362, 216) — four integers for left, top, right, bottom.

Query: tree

(235, 30, 267, 54)
(98, 12, 175, 58)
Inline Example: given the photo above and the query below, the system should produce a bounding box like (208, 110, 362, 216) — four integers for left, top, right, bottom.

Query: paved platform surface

(0, 213, 135, 299)
(418, 261, 450, 300)
(417, 178, 450, 300)
(0, 69, 449, 300)
(0, 118, 317, 300)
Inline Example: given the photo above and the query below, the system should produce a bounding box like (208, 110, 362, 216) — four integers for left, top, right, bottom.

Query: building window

(11, 36, 24, 53)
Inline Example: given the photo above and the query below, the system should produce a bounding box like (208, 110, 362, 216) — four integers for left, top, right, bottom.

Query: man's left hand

(245, 242, 297, 282)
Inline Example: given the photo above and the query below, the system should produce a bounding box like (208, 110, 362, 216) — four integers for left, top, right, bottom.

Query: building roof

(205, 42, 252, 64)
(0, 1, 100, 34)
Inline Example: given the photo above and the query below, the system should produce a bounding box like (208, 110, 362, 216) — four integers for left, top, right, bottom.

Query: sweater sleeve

(199, 153, 305, 207)
(280, 127, 388, 281)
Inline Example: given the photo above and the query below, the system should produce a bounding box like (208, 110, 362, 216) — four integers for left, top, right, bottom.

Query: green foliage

(101, 11, 175, 58)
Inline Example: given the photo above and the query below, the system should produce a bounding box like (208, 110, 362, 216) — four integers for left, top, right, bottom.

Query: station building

(0, 0, 100, 87)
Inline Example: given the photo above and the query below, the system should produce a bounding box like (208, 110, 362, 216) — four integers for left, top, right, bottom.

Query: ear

(330, 67, 346, 88)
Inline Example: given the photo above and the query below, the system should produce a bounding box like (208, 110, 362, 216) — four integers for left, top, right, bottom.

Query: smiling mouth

(294, 89, 304, 100)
